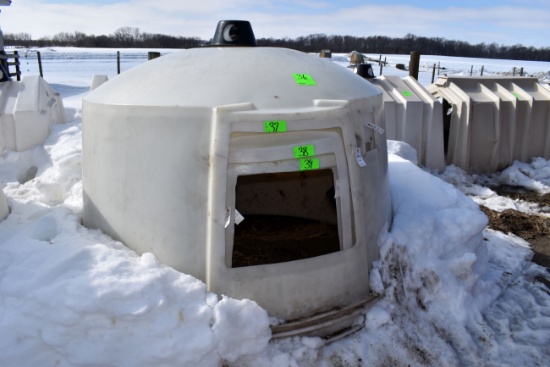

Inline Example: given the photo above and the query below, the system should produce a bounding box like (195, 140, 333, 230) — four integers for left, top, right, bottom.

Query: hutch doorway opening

(231, 169, 341, 268)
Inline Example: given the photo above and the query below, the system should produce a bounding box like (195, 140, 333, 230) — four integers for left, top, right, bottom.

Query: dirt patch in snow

(479, 187, 550, 271)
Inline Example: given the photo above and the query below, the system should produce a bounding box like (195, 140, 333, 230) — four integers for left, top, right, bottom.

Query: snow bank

(352, 154, 498, 366)
(498, 158, 550, 194)
(383, 154, 494, 318)
(387, 140, 418, 165)
(0, 118, 270, 367)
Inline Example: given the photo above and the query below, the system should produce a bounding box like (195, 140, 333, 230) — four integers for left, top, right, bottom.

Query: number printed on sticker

(264, 120, 287, 133)
(300, 158, 320, 171)
(293, 144, 315, 158)
(293, 73, 316, 85)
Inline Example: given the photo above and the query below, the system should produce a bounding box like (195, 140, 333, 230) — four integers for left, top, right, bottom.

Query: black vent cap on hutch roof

(355, 63, 375, 79)
(211, 20, 257, 47)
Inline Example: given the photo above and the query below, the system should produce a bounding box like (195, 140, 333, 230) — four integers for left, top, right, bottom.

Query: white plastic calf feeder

(82, 21, 391, 336)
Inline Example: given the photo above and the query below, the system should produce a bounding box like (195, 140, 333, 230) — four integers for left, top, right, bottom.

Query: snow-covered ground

(1, 48, 550, 366)
(16, 47, 550, 87)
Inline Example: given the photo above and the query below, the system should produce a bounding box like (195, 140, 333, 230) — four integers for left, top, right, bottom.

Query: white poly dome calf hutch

(82, 21, 391, 335)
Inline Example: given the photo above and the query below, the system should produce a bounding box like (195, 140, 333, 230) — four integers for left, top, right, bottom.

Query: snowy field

(16, 47, 550, 87)
(1, 48, 550, 366)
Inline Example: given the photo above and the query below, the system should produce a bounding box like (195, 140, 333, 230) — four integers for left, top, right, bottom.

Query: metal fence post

(117, 51, 121, 74)
(37, 51, 43, 78)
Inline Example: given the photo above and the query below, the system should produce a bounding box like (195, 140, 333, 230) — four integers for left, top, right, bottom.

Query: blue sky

(1, 0, 549, 48)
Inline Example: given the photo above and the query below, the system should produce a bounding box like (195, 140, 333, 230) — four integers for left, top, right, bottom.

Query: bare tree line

(257, 33, 550, 61)
(4, 27, 204, 49)
(3, 27, 549, 61)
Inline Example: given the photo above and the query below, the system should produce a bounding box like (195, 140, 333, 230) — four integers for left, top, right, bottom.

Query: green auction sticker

(264, 120, 287, 133)
(402, 90, 412, 97)
(293, 73, 316, 86)
(300, 158, 320, 171)
(293, 144, 315, 158)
